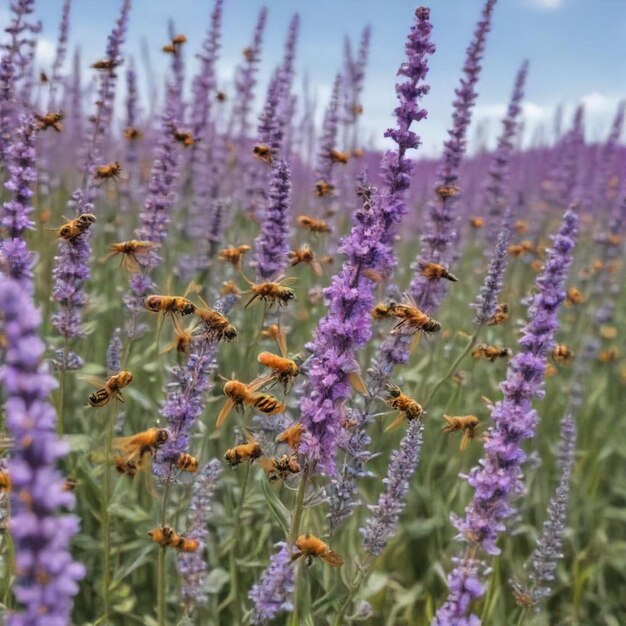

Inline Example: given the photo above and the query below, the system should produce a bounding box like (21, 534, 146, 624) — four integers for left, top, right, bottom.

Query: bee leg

(244, 294, 259, 309)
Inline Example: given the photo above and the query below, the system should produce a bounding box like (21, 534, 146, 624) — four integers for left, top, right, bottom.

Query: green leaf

(261, 476, 292, 536)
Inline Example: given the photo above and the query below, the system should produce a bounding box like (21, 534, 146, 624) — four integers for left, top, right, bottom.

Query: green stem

(515, 608, 528, 626)
(102, 400, 115, 624)
(56, 338, 69, 435)
(157, 482, 171, 626)
(333, 557, 373, 626)
(290, 463, 311, 543)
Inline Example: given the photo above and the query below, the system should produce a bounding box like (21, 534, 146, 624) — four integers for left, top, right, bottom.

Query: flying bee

(329, 149, 349, 164)
(508, 240, 534, 257)
(216, 91, 227, 102)
(64, 478, 77, 492)
(34, 111, 64, 132)
(176, 452, 199, 473)
(275, 422, 303, 451)
(292, 534, 343, 568)
(531, 260, 544, 273)
(218, 244, 251, 269)
(259, 454, 301, 481)
(598, 347, 620, 363)
(389, 300, 442, 336)
(242, 47, 255, 61)
(0, 470, 11, 492)
(436, 185, 459, 199)
(514, 220, 529, 235)
(173, 129, 196, 147)
(162, 44, 176, 53)
(123, 127, 143, 141)
(565, 287, 586, 307)
(384, 383, 424, 431)
(112, 427, 169, 477)
(487, 302, 509, 326)
(171, 34, 187, 45)
(471, 344, 512, 362)
(372, 301, 397, 320)
(94, 161, 122, 182)
(87, 370, 133, 408)
(599, 325, 617, 340)
(351, 103, 364, 115)
(56, 213, 96, 241)
(220, 280, 241, 296)
(314, 180, 335, 197)
(258, 351, 299, 392)
(418, 261, 458, 282)
(551, 344, 575, 364)
(241, 274, 295, 309)
(193, 294, 237, 342)
(469, 216, 484, 228)
(160, 320, 194, 355)
(91, 59, 121, 71)
(105, 240, 157, 272)
(288, 245, 322, 275)
(224, 430, 263, 466)
(296, 215, 331, 234)
(261, 323, 288, 357)
(144, 295, 196, 317)
(442, 414, 480, 451)
(39, 71, 49, 83)
(217, 379, 285, 427)
(252, 143, 273, 164)
(148, 527, 199, 552)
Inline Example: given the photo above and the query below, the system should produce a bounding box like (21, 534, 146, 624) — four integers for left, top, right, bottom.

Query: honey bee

(176, 452, 199, 473)
(220, 280, 241, 297)
(0, 470, 11, 492)
(144, 295, 196, 317)
(39, 71, 49, 83)
(261, 324, 288, 357)
(123, 127, 143, 141)
(436, 185, 459, 199)
(350, 103, 364, 115)
(384, 383, 424, 431)
(171, 34, 187, 45)
(91, 59, 121, 71)
(242, 47, 255, 61)
(87, 370, 133, 408)
(160, 321, 193, 355)
(94, 161, 122, 181)
(148, 526, 199, 552)
(314, 180, 335, 197)
(113, 427, 169, 476)
(57, 213, 96, 241)
(469, 217, 484, 228)
(296, 215, 331, 234)
(599, 325, 617, 340)
(442, 414, 480, 451)
(173, 129, 196, 147)
(372, 301, 397, 320)
(252, 143, 272, 164)
(162, 44, 176, 53)
(217, 380, 285, 427)
(487, 302, 509, 326)
(218, 245, 251, 268)
(288, 245, 322, 275)
(551, 344, 575, 364)
(193, 303, 237, 342)
(508, 240, 534, 257)
(34, 111, 64, 132)
(418, 261, 459, 282)
(471, 344, 512, 362)
(242, 275, 295, 309)
(292, 534, 343, 567)
(105, 240, 158, 272)
(259, 454, 301, 481)
(276, 422, 303, 451)
(389, 301, 442, 336)
(258, 351, 299, 391)
(216, 91, 227, 102)
(224, 431, 263, 466)
(514, 220, 529, 235)
(64, 478, 77, 491)
(598, 347, 620, 363)
(565, 287, 586, 307)
(329, 149, 349, 164)
(530, 260, 544, 273)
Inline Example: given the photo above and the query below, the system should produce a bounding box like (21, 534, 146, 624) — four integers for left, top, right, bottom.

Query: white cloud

(524, 0, 564, 10)
(35, 38, 56, 68)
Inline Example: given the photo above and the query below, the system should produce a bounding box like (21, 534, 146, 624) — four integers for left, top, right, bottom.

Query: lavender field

(0, 0, 624, 624)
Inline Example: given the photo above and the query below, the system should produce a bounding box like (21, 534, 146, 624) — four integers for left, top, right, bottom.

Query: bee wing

(460, 432, 471, 451)
(384, 413, 405, 433)
(216, 398, 236, 428)
(79, 375, 108, 389)
(311, 260, 323, 277)
(347, 372, 369, 397)
(321, 549, 344, 567)
(121, 253, 141, 273)
(247, 374, 276, 393)
(275, 329, 289, 358)
(257, 456, 276, 477)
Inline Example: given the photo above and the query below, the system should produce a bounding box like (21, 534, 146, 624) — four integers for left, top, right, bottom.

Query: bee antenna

(238, 266, 254, 286)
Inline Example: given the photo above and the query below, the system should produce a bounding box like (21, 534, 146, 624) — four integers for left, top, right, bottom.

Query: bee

(162, 44, 176, 53)
(531, 260, 544, 273)
(442, 414, 480, 451)
(469, 217, 484, 228)
(148, 527, 199, 552)
(598, 347, 620, 363)
(288, 245, 322, 275)
(171, 34, 187, 45)
(389, 301, 442, 336)
(565, 287, 586, 307)
(91, 59, 121, 71)
(436, 185, 459, 199)
(144, 295, 196, 317)
(296, 215, 331, 234)
(173, 129, 196, 147)
(0, 470, 11, 492)
(123, 127, 143, 141)
(224, 431, 263, 466)
(57, 213, 97, 241)
(112, 427, 169, 477)
(259, 454, 301, 481)
(87, 370, 133, 408)
(545, 363, 557, 378)
(292, 534, 343, 568)
(176, 452, 199, 473)
(216, 91, 227, 102)
(94, 161, 122, 182)
(508, 240, 534, 257)
(252, 143, 273, 164)
(242, 47, 255, 61)
(160, 321, 193, 355)
(418, 261, 459, 282)
(242, 275, 295, 309)
(599, 325, 617, 340)
(329, 149, 349, 164)
(314, 180, 335, 198)
(217, 379, 285, 427)
(105, 240, 157, 272)
(258, 351, 299, 391)
(261, 324, 288, 357)
(471, 344, 512, 362)
(551, 344, 575, 364)
(39, 71, 49, 83)
(384, 383, 424, 431)
(276, 423, 303, 451)
(352, 148, 364, 158)
(372, 301, 397, 320)
(487, 302, 509, 326)
(64, 478, 77, 491)
(514, 220, 529, 235)
(350, 103, 364, 116)
(34, 111, 64, 132)
(218, 245, 251, 269)
(220, 280, 241, 296)
(193, 301, 237, 342)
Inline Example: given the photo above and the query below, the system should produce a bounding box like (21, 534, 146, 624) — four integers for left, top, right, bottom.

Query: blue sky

(24, 0, 626, 155)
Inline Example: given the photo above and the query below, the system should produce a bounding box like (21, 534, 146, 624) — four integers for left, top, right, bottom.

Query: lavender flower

(179, 460, 223, 614)
(434, 207, 579, 624)
(361, 419, 424, 555)
(248, 543, 295, 625)
(0, 277, 85, 626)
(48, 0, 72, 107)
(343, 25, 371, 128)
(106, 328, 122, 376)
(314, 73, 341, 195)
(433, 559, 486, 626)
(252, 160, 292, 282)
(594, 101, 625, 211)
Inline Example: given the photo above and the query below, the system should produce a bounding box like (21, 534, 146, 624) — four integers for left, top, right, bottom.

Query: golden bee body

(148, 526, 198, 552)
(293, 534, 343, 567)
(91, 59, 120, 71)
(124, 127, 143, 141)
(314, 180, 335, 197)
(224, 441, 263, 466)
(296, 215, 331, 233)
(35, 111, 64, 132)
(113, 427, 168, 476)
(0, 470, 11, 492)
(144, 295, 196, 316)
(57, 213, 96, 241)
(384, 383, 423, 431)
(390, 304, 441, 335)
(418, 261, 458, 282)
(176, 452, 199, 473)
(88, 370, 133, 408)
(194, 307, 237, 342)
(259, 454, 301, 480)
(471, 344, 512, 362)
(442, 415, 480, 451)
(329, 149, 349, 164)
(288, 245, 322, 275)
(107, 240, 157, 272)
(487, 303, 509, 326)
(94, 161, 122, 181)
(217, 380, 285, 427)
(245, 281, 295, 309)
(173, 129, 196, 146)
(252, 143, 273, 164)
(469, 216, 484, 228)
(551, 344, 575, 364)
(258, 351, 299, 390)
(218, 245, 251, 268)
(276, 422, 303, 451)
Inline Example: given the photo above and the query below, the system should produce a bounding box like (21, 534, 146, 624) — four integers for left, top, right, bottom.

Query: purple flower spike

(0, 277, 85, 626)
(433, 206, 579, 625)
(249, 543, 295, 625)
(48, 0, 72, 107)
(315, 73, 341, 193)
